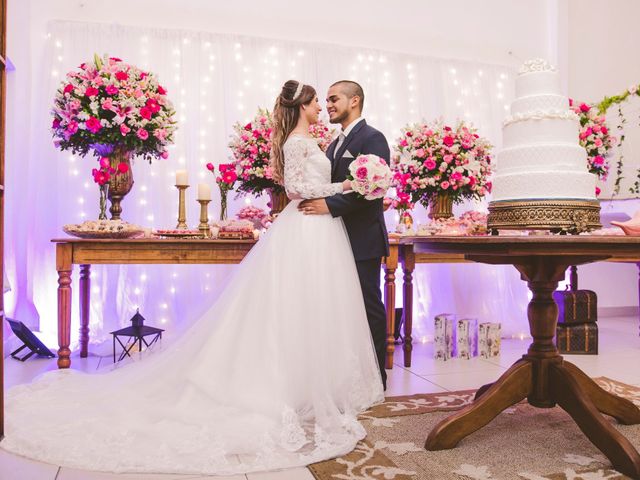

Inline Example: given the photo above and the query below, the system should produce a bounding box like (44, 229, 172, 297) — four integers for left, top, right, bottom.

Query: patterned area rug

(309, 377, 640, 480)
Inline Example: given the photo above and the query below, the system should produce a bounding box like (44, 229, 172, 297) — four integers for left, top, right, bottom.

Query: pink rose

(356, 167, 368, 180)
(101, 98, 114, 111)
(594, 138, 603, 147)
(601, 126, 608, 135)
(136, 128, 149, 140)
(206, 163, 215, 171)
(140, 107, 152, 120)
(153, 128, 167, 141)
(115, 71, 129, 82)
(85, 87, 99, 98)
(120, 123, 131, 136)
(443, 154, 454, 163)
(63, 84, 74, 94)
(592, 155, 605, 166)
(424, 158, 436, 170)
(117, 162, 129, 174)
(105, 85, 119, 96)
(595, 186, 601, 196)
(440, 181, 450, 189)
(66, 120, 79, 135)
(579, 103, 591, 113)
(86, 117, 102, 134)
(161, 150, 169, 159)
(157, 85, 167, 95)
(99, 157, 110, 169)
(399, 139, 408, 147)
(415, 148, 426, 158)
(450, 171, 462, 181)
(145, 98, 161, 114)
(443, 136, 454, 147)
(222, 170, 238, 184)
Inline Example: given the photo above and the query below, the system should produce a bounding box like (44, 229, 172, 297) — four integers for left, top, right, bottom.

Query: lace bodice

(283, 135, 343, 199)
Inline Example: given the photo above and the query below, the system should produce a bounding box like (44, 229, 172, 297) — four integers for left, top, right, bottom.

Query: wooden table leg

(56, 243, 73, 369)
(384, 244, 399, 369)
(400, 244, 415, 368)
(79, 264, 91, 357)
(426, 256, 640, 479)
(551, 362, 640, 479)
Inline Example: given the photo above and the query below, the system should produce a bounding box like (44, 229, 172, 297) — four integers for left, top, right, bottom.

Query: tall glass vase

(108, 147, 134, 220)
(98, 184, 109, 220)
(218, 185, 229, 221)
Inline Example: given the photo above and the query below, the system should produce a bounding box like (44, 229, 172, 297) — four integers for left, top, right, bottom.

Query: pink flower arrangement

(236, 205, 272, 229)
(347, 154, 392, 200)
(392, 120, 493, 207)
(51, 54, 177, 163)
(206, 162, 238, 221)
(229, 108, 336, 196)
(569, 99, 615, 182)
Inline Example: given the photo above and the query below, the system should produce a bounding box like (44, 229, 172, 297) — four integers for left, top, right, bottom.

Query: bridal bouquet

(570, 99, 615, 182)
(347, 154, 392, 200)
(51, 54, 177, 162)
(392, 120, 493, 206)
(229, 108, 336, 196)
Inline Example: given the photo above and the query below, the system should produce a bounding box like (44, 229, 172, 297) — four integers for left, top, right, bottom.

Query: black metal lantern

(110, 310, 164, 363)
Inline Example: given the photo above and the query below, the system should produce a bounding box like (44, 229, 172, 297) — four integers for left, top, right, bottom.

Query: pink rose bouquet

(229, 108, 336, 196)
(51, 54, 176, 163)
(392, 120, 493, 206)
(569, 99, 615, 182)
(347, 154, 392, 200)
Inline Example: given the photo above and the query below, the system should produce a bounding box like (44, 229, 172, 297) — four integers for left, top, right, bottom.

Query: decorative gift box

(555, 322, 598, 354)
(479, 322, 501, 358)
(434, 313, 455, 361)
(553, 289, 597, 325)
(454, 318, 478, 359)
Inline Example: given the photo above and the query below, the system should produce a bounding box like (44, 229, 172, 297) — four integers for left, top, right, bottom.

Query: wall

(5, 0, 638, 314)
(565, 0, 640, 311)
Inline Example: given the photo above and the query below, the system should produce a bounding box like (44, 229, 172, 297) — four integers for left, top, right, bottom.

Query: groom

(299, 80, 390, 389)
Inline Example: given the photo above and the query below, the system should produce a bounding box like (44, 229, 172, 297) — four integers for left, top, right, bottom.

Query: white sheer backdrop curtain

(4, 20, 530, 350)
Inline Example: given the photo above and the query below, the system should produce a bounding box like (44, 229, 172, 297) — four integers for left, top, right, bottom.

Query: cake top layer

(518, 58, 557, 75)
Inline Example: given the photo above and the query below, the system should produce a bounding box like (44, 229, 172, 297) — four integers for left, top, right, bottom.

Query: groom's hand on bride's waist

(299, 199, 330, 215)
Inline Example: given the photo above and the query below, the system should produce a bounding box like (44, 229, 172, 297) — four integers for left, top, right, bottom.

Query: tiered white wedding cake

(491, 59, 596, 202)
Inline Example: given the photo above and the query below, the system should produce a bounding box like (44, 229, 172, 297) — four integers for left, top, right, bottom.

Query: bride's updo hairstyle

(270, 80, 316, 184)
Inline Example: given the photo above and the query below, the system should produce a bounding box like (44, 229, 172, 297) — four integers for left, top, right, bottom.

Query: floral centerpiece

(206, 162, 238, 221)
(392, 120, 493, 219)
(228, 108, 336, 213)
(51, 53, 177, 219)
(570, 99, 616, 195)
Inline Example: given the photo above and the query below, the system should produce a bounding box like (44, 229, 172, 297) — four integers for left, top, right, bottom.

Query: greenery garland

(596, 85, 640, 195)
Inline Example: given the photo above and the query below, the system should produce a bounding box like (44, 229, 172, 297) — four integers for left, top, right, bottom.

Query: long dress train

(0, 133, 384, 475)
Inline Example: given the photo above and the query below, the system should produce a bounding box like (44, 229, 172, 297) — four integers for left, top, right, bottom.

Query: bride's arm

(283, 138, 348, 200)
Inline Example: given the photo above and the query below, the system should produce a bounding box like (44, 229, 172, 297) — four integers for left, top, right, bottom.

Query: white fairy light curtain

(4, 20, 529, 349)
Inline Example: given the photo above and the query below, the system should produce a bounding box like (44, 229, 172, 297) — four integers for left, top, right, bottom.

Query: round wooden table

(403, 235, 640, 479)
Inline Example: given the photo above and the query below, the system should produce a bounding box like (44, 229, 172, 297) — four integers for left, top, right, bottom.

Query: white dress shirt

(334, 116, 364, 158)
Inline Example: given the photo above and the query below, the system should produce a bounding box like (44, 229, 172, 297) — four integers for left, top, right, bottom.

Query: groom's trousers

(355, 258, 388, 389)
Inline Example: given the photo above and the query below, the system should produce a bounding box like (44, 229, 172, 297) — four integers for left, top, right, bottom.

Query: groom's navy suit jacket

(325, 120, 391, 261)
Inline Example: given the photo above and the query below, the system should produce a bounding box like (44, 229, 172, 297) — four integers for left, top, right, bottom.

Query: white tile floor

(2, 315, 639, 479)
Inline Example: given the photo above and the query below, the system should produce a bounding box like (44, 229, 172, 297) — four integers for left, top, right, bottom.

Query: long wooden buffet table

(53, 237, 639, 372)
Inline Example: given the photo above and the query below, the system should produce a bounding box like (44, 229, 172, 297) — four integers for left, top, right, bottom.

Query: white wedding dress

(1, 134, 384, 475)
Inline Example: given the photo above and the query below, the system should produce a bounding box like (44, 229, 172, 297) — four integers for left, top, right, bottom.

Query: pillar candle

(197, 183, 211, 200)
(175, 170, 188, 186)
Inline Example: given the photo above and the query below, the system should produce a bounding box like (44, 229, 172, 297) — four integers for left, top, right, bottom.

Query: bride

(1, 80, 384, 475)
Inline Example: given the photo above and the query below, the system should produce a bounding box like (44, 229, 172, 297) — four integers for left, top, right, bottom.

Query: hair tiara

(292, 81, 304, 101)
